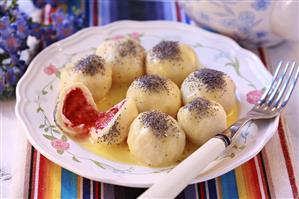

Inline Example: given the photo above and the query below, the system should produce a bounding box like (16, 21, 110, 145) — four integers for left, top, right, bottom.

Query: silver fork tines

(222, 61, 298, 145)
(258, 61, 283, 105)
(256, 61, 299, 113)
(273, 62, 296, 108)
(281, 64, 299, 108)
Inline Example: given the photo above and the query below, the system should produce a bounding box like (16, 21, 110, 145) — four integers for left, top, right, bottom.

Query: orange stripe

(216, 177, 223, 199)
(38, 155, 61, 199)
(243, 159, 263, 198)
(77, 176, 82, 199)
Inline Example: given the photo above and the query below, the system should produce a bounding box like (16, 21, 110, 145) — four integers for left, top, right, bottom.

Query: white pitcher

(181, 1, 299, 47)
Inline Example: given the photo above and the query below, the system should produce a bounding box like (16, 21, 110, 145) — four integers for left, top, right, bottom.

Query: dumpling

(55, 83, 138, 144)
(146, 41, 200, 85)
(90, 98, 138, 144)
(126, 75, 181, 117)
(127, 111, 186, 166)
(60, 54, 112, 102)
(54, 83, 99, 136)
(177, 97, 226, 146)
(181, 68, 237, 112)
(96, 37, 145, 83)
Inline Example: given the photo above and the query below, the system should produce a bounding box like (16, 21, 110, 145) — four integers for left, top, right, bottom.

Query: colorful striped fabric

(27, 1, 298, 198)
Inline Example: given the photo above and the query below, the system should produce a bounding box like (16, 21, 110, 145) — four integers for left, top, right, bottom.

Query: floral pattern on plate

(16, 21, 278, 186)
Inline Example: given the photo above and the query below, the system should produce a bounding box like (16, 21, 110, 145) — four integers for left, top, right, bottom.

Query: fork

(139, 61, 299, 199)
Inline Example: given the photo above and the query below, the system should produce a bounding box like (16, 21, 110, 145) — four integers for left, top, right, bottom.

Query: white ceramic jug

(181, 1, 299, 47)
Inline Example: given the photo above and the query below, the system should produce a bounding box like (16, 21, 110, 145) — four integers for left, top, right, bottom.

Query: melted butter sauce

(73, 83, 239, 166)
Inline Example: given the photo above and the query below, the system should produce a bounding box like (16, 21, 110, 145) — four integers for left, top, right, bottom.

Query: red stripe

(257, 48, 267, 66)
(175, 1, 182, 22)
(94, 181, 99, 199)
(256, 154, 271, 199)
(93, 0, 98, 26)
(37, 155, 46, 199)
(199, 183, 205, 199)
(244, 159, 263, 198)
(258, 48, 299, 198)
(30, 149, 37, 199)
(278, 120, 299, 198)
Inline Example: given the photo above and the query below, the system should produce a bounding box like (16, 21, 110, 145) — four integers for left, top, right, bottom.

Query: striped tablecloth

(10, 1, 299, 199)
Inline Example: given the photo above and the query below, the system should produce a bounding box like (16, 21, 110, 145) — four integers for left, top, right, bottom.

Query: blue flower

(1, 34, 21, 53)
(238, 11, 255, 26)
(0, 3, 7, 16)
(56, 20, 74, 40)
(14, 18, 30, 39)
(41, 26, 57, 46)
(220, 18, 237, 28)
(251, 0, 271, 11)
(51, 9, 67, 25)
(10, 54, 20, 65)
(6, 66, 21, 86)
(0, 16, 9, 31)
(0, 16, 12, 37)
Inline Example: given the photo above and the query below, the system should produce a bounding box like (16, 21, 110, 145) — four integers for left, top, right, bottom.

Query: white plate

(15, 21, 278, 187)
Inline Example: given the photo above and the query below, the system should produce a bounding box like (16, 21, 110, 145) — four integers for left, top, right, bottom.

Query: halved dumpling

(54, 83, 98, 136)
(54, 83, 138, 144)
(90, 98, 138, 144)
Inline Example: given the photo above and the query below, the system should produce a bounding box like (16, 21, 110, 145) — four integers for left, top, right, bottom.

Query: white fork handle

(139, 138, 226, 199)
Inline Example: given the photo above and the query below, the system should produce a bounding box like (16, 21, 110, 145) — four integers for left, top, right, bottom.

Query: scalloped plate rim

(15, 20, 278, 187)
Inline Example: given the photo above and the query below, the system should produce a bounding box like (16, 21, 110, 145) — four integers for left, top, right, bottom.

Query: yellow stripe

(235, 166, 248, 198)
(52, 161, 62, 199)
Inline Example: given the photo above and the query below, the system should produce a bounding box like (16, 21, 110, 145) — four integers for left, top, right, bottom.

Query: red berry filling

(62, 88, 125, 134)
(95, 100, 125, 130)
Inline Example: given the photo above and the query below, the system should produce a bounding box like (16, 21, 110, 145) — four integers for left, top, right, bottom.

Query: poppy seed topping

(188, 68, 226, 91)
(74, 54, 105, 76)
(184, 97, 219, 118)
(151, 41, 181, 60)
(140, 111, 174, 138)
(118, 39, 137, 57)
(133, 75, 168, 92)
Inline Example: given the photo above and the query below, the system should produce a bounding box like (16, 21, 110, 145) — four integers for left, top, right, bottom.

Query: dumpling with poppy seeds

(60, 54, 112, 102)
(181, 68, 237, 112)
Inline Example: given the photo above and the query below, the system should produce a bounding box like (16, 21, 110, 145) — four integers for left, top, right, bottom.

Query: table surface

(1, 1, 299, 199)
